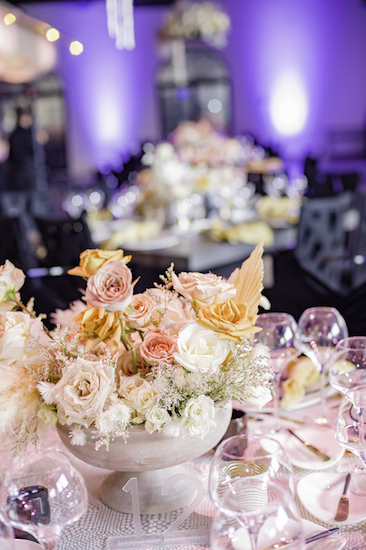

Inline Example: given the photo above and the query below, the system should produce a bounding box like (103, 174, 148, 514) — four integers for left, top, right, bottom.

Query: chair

(294, 192, 354, 295)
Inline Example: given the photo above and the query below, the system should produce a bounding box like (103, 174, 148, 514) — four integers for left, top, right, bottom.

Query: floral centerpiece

(0, 243, 272, 453)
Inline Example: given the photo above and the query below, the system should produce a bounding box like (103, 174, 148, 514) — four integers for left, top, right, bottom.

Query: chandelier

(106, 0, 135, 50)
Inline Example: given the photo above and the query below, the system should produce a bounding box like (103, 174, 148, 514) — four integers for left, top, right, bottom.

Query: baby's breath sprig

(155, 263, 175, 290)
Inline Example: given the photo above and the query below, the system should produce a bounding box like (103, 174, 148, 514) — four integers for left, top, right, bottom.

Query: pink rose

(172, 271, 236, 304)
(85, 261, 133, 311)
(124, 293, 155, 328)
(140, 327, 177, 365)
(148, 288, 195, 334)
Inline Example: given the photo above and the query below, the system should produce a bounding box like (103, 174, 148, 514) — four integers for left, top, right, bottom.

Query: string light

(69, 40, 83, 55)
(3, 12, 16, 25)
(46, 27, 60, 42)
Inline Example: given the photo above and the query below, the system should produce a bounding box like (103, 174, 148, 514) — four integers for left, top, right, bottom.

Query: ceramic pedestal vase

(57, 401, 231, 514)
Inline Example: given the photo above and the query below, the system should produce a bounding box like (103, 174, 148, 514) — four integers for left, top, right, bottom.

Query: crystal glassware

(255, 312, 300, 428)
(294, 306, 348, 421)
(329, 337, 366, 394)
(1, 448, 88, 550)
(335, 384, 366, 467)
(209, 434, 302, 550)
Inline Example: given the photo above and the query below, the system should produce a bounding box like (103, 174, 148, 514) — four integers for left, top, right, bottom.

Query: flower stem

(118, 312, 137, 374)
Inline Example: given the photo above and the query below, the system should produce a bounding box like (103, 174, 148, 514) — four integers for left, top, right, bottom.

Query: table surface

(123, 227, 297, 273)
(1, 393, 365, 550)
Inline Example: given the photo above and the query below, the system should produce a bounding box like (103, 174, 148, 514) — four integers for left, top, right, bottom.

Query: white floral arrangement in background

(0, 243, 272, 452)
(159, 0, 231, 48)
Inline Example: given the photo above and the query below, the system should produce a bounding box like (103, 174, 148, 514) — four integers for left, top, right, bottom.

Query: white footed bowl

(57, 401, 232, 514)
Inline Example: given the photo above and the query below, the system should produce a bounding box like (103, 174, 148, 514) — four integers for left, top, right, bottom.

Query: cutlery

(258, 527, 340, 550)
(334, 473, 351, 522)
(287, 429, 331, 461)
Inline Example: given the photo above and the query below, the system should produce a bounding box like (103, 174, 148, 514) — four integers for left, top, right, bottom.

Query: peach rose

(85, 261, 133, 311)
(123, 293, 155, 328)
(172, 271, 235, 305)
(148, 289, 195, 333)
(73, 306, 121, 351)
(196, 297, 261, 343)
(140, 327, 177, 365)
(117, 346, 151, 377)
(68, 249, 131, 278)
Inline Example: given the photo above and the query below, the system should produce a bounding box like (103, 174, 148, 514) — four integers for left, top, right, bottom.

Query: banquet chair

(294, 192, 354, 295)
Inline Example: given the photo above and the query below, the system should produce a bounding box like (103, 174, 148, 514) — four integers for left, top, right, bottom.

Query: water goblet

(329, 337, 366, 394)
(255, 312, 300, 428)
(209, 433, 297, 549)
(1, 448, 88, 550)
(210, 480, 304, 550)
(294, 306, 348, 423)
(335, 384, 366, 470)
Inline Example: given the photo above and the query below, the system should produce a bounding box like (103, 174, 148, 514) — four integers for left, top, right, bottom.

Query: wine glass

(210, 479, 304, 550)
(0, 512, 14, 550)
(294, 307, 348, 423)
(329, 337, 366, 394)
(1, 448, 88, 550)
(209, 433, 297, 550)
(255, 313, 300, 428)
(335, 384, 366, 468)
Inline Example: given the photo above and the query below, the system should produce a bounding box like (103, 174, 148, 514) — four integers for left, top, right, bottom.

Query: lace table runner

(1, 398, 365, 550)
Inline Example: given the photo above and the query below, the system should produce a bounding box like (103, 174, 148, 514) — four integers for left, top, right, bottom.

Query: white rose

(0, 312, 43, 364)
(49, 357, 115, 428)
(118, 374, 144, 399)
(145, 407, 171, 434)
(0, 260, 25, 306)
(175, 322, 230, 373)
(245, 385, 272, 410)
(37, 405, 58, 429)
(181, 395, 216, 438)
(128, 381, 158, 414)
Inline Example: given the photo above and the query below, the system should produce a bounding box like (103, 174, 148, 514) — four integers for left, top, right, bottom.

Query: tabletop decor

(0, 243, 272, 512)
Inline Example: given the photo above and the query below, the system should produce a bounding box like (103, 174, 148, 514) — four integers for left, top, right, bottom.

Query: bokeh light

(46, 27, 60, 42)
(4, 13, 16, 25)
(69, 40, 83, 55)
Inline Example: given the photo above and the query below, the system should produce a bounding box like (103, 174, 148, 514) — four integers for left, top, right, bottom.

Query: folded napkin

(210, 219, 274, 246)
(256, 196, 301, 224)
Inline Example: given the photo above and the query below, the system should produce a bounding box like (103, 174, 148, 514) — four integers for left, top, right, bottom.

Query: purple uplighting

(23, 0, 366, 175)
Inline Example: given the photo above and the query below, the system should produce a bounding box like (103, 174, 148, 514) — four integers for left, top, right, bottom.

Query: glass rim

(215, 433, 284, 460)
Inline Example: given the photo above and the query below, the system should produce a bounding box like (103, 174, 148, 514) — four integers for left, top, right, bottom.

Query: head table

(0, 395, 365, 550)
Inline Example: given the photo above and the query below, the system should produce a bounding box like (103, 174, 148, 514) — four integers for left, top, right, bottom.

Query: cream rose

(181, 395, 216, 437)
(145, 407, 171, 434)
(172, 271, 236, 304)
(139, 327, 177, 365)
(175, 322, 230, 373)
(37, 404, 58, 430)
(123, 293, 155, 328)
(0, 260, 25, 308)
(85, 261, 133, 311)
(127, 380, 158, 414)
(48, 357, 115, 428)
(118, 374, 144, 400)
(0, 312, 43, 363)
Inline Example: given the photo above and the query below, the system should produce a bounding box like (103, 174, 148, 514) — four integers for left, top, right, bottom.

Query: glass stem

(272, 372, 282, 426)
(319, 365, 327, 417)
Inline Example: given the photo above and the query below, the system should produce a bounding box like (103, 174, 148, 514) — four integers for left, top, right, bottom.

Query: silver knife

(258, 527, 340, 550)
(334, 473, 351, 522)
(287, 429, 331, 461)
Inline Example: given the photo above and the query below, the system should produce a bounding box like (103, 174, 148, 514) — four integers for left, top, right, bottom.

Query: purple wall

(24, 0, 366, 176)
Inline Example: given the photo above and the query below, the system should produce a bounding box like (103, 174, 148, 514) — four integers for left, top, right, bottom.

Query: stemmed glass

(1, 448, 88, 550)
(294, 307, 348, 422)
(209, 433, 301, 550)
(329, 337, 366, 394)
(0, 512, 14, 550)
(255, 313, 300, 428)
(335, 384, 366, 470)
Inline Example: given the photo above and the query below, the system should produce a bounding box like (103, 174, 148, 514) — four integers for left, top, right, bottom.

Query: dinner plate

(230, 518, 345, 550)
(235, 384, 336, 414)
(123, 231, 181, 251)
(265, 426, 344, 470)
(297, 472, 366, 525)
(12, 540, 41, 549)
